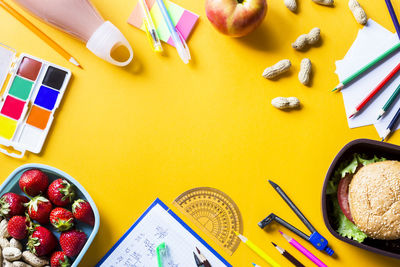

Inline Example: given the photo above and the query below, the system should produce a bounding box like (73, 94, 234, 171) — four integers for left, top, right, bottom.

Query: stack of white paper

(335, 19, 400, 137)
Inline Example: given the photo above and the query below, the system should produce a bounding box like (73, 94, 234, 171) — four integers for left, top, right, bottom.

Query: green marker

(156, 242, 168, 267)
(332, 42, 400, 92)
(377, 83, 400, 120)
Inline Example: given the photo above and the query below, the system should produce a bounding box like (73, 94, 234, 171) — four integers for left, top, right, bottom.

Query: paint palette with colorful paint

(0, 44, 71, 158)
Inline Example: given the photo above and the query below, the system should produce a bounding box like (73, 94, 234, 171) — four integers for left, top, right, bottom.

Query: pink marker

(280, 231, 327, 267)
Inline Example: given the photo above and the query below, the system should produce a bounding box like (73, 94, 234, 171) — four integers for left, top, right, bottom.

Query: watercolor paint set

(0, 44, 71, 158)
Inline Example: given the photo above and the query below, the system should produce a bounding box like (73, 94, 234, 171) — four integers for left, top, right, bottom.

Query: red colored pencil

(349, 62, 400, 118)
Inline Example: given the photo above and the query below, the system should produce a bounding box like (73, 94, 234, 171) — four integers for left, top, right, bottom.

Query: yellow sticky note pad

(0, 116, 17, 140)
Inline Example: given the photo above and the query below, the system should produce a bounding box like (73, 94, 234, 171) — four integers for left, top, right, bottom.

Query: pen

(155, 0, 191, 63)
(381, 106, 400, 141)
(280, 232, 327, 267)
(235, 232, 281, 267)
(138, 0, 163, 52)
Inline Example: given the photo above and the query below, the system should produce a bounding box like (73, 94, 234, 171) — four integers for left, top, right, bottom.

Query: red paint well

(0, 96, 25, 120)
(17, 57, 42, 81)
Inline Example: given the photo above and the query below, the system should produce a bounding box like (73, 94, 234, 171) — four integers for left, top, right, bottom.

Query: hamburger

(348, 161, 400, 240)
(326, 154, 400, 243)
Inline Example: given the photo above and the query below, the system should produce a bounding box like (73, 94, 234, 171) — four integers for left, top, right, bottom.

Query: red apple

(205, 0, 268, 37)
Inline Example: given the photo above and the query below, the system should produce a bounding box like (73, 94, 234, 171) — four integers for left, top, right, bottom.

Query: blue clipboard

(96, 198, 232, 266)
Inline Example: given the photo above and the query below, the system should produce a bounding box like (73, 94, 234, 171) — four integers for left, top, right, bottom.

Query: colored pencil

(271, 242, 304, 267)
(385, 0, 400, 39)
(332, 42, 400, 92)
(381, 106, 400, 141)
(349, 62, 400, 118)
(0, 0, 81, 68)
(235, 232, 281, 267)
(193, 252, 205, 267)
(196, 248, 211, 267)
(377, 83, 400, 119)
(280, 232, 327, 267)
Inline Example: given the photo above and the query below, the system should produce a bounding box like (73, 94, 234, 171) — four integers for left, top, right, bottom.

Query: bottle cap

(86, 21, 133, 66)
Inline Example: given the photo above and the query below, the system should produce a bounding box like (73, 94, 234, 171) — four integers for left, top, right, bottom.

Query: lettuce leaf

(357, 154, 386, 166)
(337, 211, 368, 243)
(340, 155, 359, 178)
(333, 199, 367, 243)
(328, 153, 386, 242)
(340, 154, 386, 178)
(325, 180, 337, 195)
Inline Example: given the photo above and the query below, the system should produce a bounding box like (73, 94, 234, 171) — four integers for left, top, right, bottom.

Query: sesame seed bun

(349, 161, 400, 240)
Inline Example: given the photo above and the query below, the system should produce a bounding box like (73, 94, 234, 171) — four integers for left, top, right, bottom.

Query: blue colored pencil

(381, 107, 400, 141)
(385, 0, 400, 39)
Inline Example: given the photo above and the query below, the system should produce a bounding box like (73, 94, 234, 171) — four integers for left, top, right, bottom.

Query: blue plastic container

(0, 163, 100, 266)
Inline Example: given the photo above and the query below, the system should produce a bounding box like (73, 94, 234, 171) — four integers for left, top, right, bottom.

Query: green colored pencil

(332, 42, 400, 92)
(377, 83, 400, 120)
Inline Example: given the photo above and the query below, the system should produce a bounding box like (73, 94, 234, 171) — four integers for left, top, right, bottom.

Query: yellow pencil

(0, 0, 82, 68)
(235, 232, 281, 267)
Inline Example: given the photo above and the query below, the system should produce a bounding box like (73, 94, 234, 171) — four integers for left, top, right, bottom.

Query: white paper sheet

(98, 202, 229, 267)
(335, 19, 400, 137)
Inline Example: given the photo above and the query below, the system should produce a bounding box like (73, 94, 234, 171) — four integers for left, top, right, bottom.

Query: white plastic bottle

(13, 0, 133, 66)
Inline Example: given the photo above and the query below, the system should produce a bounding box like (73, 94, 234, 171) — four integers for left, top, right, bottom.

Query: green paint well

(8, 76, 33, 100)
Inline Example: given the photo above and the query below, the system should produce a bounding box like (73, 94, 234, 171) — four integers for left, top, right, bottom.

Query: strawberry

(59, 229, 87, 257)
(0, 193, 29, 218)
(47, 179, 75, 207)
(7, 215, 28, 240)
(28, 226, 57, 256)
(19, 169, 49, 197)
(26, 196, 52, 224)
(50, 251, 70, 267)
(50, 208, 74, 232)
(72, 199, 94, 226)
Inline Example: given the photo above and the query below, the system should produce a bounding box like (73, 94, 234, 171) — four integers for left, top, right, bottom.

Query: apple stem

(237, 0, 244, 3)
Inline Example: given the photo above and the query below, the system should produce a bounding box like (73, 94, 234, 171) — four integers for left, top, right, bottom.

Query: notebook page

(98, 203, 229, 267)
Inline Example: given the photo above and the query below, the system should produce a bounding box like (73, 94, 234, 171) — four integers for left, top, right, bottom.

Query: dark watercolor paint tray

(0, 164, 100, 266)
(322, 139, 400, 260)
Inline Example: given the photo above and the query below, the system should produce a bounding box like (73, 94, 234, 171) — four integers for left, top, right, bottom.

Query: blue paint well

(34, 85, 59, 110)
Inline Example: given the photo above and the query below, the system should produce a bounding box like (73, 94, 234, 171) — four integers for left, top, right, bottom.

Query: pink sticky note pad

(167, 10, 198, 46)
(128, 0, 199, 47)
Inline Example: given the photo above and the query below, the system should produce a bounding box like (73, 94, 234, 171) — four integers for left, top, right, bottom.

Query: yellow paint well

(0, 116, 16, 140)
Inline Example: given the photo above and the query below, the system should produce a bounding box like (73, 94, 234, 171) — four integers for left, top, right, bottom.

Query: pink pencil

(280, 231, 327, 267)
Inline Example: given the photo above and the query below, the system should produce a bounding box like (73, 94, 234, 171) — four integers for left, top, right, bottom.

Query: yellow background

(0, 0, 399, 266)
